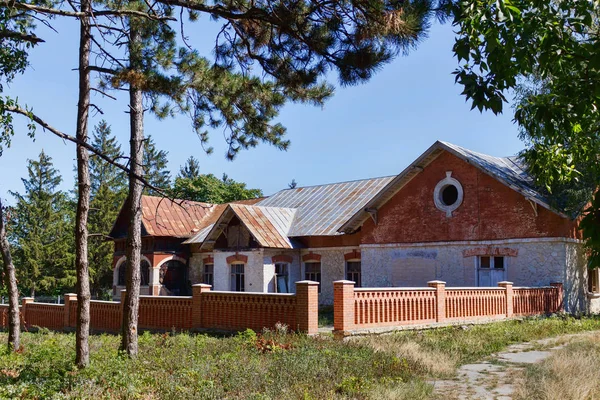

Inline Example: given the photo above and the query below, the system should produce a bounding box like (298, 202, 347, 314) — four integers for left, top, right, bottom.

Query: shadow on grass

(319, 305, 334, 328)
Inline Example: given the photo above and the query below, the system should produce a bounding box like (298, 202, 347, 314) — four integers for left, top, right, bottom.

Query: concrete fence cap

(427, 280, 446, 284)
(192, 283, 212, 288)
(497, 281, 514, 286)
(295, 280, 320, 285)
(334, 280, 356, 285)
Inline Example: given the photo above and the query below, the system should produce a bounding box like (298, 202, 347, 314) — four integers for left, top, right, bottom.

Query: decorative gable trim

(344, 250, 361, 261)
(463, 247, 519, 258)
(226, 254, 248, 264)
(272, 255, 293, 264)
(302, 253, 321, 262)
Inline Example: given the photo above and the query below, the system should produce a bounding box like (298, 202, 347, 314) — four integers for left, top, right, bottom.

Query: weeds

(0, 315, 598, 399)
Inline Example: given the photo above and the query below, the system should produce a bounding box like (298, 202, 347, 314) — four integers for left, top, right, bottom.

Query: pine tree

(142, 135, 171, 195)
(88, 121, 127, 298)
(178, 156, 200, 179)
(9, 151, 75, 297)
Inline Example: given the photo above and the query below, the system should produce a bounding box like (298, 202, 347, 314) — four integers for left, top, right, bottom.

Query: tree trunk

(75, 0, 92, 368)
(0, 198, 21, 352)
(120, 22, 144, 357)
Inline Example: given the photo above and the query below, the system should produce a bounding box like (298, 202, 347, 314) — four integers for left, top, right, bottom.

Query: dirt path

(431, 331, 600, 399)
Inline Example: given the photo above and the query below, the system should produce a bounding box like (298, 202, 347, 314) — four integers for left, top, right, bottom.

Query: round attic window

(434, 172, 463, 217)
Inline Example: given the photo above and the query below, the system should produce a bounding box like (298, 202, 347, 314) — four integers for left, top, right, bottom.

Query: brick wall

(361, 151, 580, 244)
(333, 280, 563, 335)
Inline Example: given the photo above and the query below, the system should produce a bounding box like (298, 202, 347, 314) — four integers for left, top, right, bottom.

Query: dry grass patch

(361, 335, 456, 377)
(514, 334, 600, 400)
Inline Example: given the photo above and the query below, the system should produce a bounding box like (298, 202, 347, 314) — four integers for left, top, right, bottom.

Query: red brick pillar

(295, 280, 319, 335)
(428, 281, 446, 323)
(333, 280, 355, 334)
(550, 282, 564, 312)
(498, 281, 514, 318)
(192, 284, 211, 330)
(63, 293, 77, 329)
(21, 297, 33, 329)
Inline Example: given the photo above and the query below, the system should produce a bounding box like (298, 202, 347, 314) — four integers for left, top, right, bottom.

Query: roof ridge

(268, 174, 396, 194)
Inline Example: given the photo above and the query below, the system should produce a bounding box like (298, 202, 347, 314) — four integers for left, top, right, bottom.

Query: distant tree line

(1, 120, 263, 299)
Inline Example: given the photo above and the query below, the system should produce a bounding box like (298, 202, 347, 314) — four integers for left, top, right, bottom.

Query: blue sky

(1, 17, 523, 204)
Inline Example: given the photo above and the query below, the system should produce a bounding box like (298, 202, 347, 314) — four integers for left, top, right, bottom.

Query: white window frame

(203, 264, 214, 287)
(476, 255, 507, 286)
(274, 263, 290, 293)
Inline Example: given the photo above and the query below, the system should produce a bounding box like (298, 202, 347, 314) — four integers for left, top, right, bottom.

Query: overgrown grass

(515, 334, 600, 399)
(0, 315, 599, 399)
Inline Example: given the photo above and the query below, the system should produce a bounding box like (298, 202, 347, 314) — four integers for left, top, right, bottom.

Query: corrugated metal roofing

(257, 176, 394, 236)
(230, 204, 297, 248)
(140, 196, 217, 238)
(440, 142, 551, 208)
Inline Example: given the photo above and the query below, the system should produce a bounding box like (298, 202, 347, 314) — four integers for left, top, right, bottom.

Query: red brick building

(110, 141, 594, 312)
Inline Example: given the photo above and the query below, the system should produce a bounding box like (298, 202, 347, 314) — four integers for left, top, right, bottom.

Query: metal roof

(192, 204, 297, 248)
(340, 141, 564, 234)
(140, 196, 217, 238)
(257, 176, 394, 236)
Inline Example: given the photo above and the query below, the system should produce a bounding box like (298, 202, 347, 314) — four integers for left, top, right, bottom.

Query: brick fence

(333, 280, 563, 335)
(0, 280, 563, 337)
(0, 280, 320, 335)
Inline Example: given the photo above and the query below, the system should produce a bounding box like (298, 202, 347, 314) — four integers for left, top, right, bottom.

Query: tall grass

(0, 315, 598, 399)
(515, 335, 600, 399)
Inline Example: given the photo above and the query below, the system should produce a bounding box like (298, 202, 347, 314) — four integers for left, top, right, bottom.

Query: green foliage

(0, 1, 43, 155)
(171, 172, 262, 203)
(451, 0, 600, 266)
(8, 151, 75, 296)
(88, 121, 127, 297)
(178, 156, 200, 179)
(142, 135, 171, 195)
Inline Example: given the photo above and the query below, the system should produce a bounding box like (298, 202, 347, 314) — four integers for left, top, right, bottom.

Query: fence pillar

(428, 280, 446, 323)
(63, 293, 77, 329)
(550, 282, 564, 312)
(333, 280, 355, 334)
(21, 297, 33, 329)
(498, 281, 514, 318)
(295, 280, 319, 335)
(192, 284, 211, 330)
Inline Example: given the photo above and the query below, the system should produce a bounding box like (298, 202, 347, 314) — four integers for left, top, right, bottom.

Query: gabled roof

(140, 196, 216, 238)
(109, 195, 217, 239)
(256, 176, 394, 236)
(339, 141, 564, 234)
(191, 204, 297, 249)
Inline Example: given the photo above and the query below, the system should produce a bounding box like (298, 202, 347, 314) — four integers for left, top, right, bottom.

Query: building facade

(110, 141, 596, 312)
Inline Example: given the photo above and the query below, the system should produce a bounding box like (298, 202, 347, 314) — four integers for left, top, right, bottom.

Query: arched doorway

(159, 260, 189, 295)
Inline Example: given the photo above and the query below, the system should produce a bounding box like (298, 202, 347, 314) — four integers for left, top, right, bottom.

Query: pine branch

(0, 30, 45, 44)
(88, 65, 118, 75)
(0, 1, 175, 21)
(5, 106, 211, 210)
